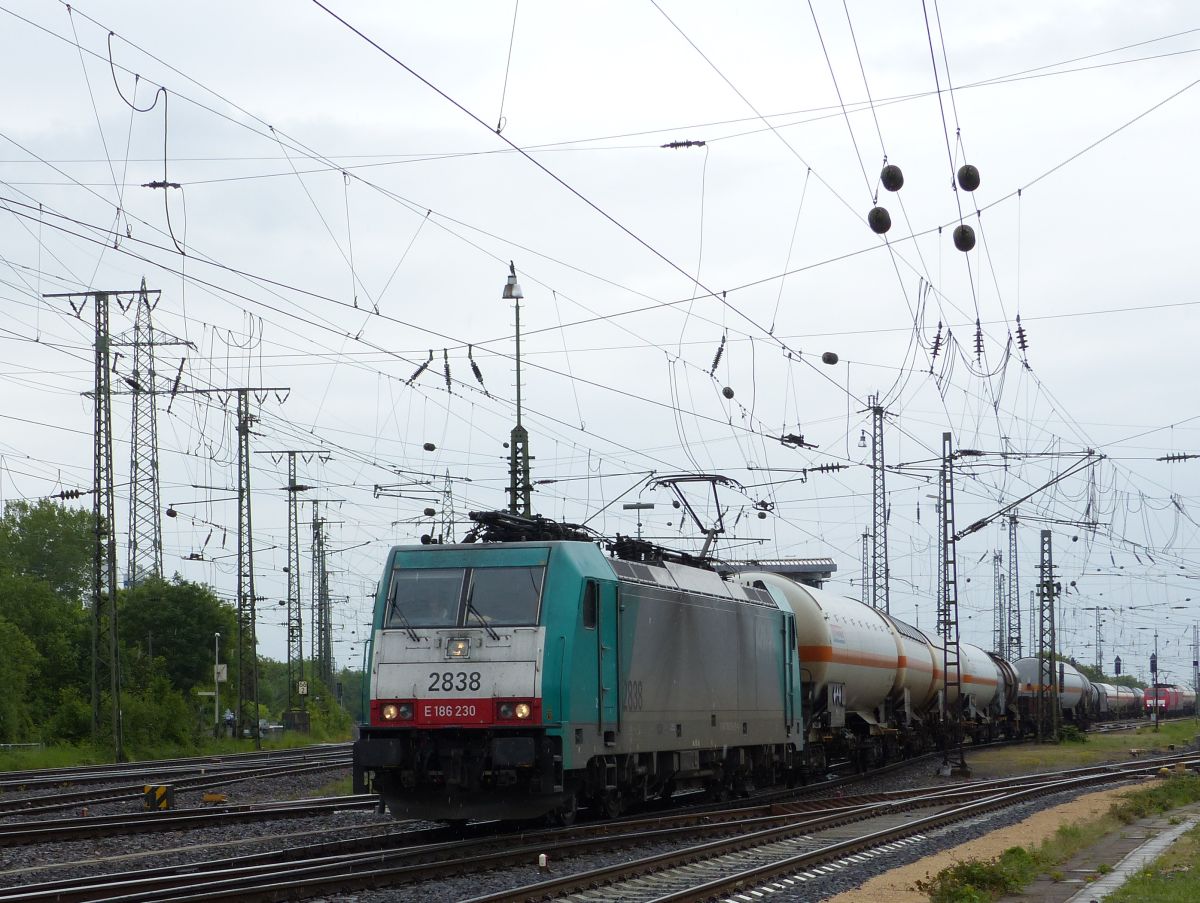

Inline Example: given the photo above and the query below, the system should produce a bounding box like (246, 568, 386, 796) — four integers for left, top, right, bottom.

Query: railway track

(2, 751, 1193, 902)
(0, 744, 349, 793)
(0, 747, 351, 816)
(0, 793, 380, 847)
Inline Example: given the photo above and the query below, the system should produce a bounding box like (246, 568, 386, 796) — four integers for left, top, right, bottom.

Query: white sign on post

(214, 664, 228, 683)
(298, 680, 309, 696)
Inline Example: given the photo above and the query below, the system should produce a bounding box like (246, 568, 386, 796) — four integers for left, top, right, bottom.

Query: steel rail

(0, 745, 350, 790)
(0, 794, 380, 847)
(0, 758, 350, 816)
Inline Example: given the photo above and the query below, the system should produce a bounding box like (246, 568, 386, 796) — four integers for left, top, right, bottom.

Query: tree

(0, 501, 91, 725)
(337, 666, 366, 723)
(0, 499, 92, 602)
(0, 572, 89, 714)
(118, 577, 237, 692)
(1072, 658, 1146, 689)
(0, 615, 38, 742)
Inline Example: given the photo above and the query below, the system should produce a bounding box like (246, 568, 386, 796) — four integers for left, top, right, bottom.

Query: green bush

(915, 846, 1039, 902)
(117, 676, 195, 753)
(43, 685, 92, 743)
(1111, 775, 1200, 824)
(1059, 724, 1087, 744)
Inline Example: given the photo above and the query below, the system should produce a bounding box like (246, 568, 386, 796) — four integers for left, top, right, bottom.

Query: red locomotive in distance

(1143, 683, 1197, 717)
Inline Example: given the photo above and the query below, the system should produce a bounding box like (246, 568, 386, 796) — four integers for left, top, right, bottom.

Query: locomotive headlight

(381, 703, 400, 721)
(447, 637, 470, 659)
(514, 703, 531, 720)
(397, 702, 414, 720)
(498, 702, 515, 719)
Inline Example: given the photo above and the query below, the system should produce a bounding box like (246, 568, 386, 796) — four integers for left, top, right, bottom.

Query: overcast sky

(2, 1, 1198, 684)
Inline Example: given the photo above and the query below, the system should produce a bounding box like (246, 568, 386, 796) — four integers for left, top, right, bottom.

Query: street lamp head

(502, 262, 523, 301)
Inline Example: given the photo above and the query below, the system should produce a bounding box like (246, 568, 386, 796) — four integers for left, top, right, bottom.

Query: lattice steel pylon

(868, 395, 889, 613)
(992, 552, 1006, 657)
(860, 529, 870, 603)
(938, 431, 967, 772)
(1007, 514, 1022, 659)
(257, 449, 320, 722)
(437, 470, 454, 543)
(1036, 529, 1060, 742)
(312, 500, 333, 687)
(504, 264, 533, 516)
(92, 292, 124, 760)
(287, 456, 304, 714)
(125, 281, 163, 586)
(281, 453, 312, 715)
(45, 288, 136, 761)
(235, 390, 261, 749)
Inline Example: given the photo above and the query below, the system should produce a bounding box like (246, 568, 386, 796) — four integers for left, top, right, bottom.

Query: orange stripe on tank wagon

(798, 645, 897, 669)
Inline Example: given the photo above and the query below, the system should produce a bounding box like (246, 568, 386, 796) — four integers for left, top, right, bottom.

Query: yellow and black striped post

(142, 784, 174, 810)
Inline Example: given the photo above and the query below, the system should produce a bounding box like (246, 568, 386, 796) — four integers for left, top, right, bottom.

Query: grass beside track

(0, 732, 352, 772)
(915, 774, 1200, 903)
(965, 719, 1199, 776)
(1106, 821, 1200, 902)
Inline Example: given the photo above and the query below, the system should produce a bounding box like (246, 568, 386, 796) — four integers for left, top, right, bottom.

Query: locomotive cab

(355, 544, 561, 820)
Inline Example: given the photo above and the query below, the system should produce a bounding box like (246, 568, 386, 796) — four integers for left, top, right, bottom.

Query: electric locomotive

(353, 515, 803, 822)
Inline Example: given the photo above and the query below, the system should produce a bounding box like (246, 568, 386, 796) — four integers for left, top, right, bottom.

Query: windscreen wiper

(466, 594, 500, 641)
(387, 579, 419, 642)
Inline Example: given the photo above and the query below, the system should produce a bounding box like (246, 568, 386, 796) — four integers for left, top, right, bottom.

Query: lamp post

(1136, 624, 1162, 733)
(622, 502, 655, 540)
(1152, 628, 1160, 733)
(214, 632, 221, 738)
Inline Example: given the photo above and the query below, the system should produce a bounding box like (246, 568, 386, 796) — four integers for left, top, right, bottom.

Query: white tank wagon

(737, 573, 900, 724)
(1015, 657, 1092, 723)
(1094, 682, 1139, 717)
(880, 612, 939, 714)
(941, 642, 1003, 713)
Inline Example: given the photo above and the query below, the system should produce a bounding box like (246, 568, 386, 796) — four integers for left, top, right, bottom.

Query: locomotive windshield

(385, 565, 545, 628)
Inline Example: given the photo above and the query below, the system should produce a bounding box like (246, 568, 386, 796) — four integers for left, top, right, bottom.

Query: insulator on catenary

(974, 319, 984, 359)
(407, 350, 433, 386)
(1016, 314, 1029, 352)
(710, 334, 726, 375)
(867, 206, 891, 235)
(468, 345, 488, 393)
(443, 349, 452, 393)
(930, 321, 943, 360)
(957, 163, 981, 192)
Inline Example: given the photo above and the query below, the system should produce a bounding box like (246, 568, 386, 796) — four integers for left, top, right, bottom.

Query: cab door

(598, 581, 620, 738)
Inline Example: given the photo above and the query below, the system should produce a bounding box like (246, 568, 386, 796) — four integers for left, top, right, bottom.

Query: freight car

(1093, 682, 1140, 718)
(353, 537, 802, 822)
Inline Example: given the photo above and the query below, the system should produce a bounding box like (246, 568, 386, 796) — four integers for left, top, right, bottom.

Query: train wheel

(600, 791, 624, 819)
(547, 794, 578, 827)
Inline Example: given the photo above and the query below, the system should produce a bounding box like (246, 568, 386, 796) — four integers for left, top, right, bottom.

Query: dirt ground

(824, 783, 1144, 903)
